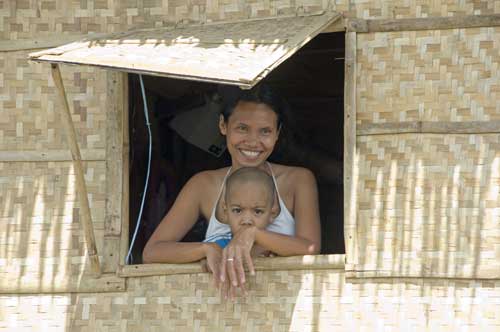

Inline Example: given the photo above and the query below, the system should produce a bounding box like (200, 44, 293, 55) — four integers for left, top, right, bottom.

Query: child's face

(224, 181, 273, 233)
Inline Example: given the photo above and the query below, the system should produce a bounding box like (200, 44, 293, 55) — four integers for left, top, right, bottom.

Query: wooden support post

(120, 74, 130, 265)
(51, 63, 101, 277)
(344, 31, 358, 271)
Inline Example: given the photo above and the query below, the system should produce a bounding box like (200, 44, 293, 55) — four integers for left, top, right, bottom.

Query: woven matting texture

(354, 134, 500, 277)
(3, 1, 500, 42)
(357, 28, 500, 125)
(1, 271, 499, 331)
(0, 51, 107, 151)
(352, 27, 500, 278)
(0, 161, 106, 288)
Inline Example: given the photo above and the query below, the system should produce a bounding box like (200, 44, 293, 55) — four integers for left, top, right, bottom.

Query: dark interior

(128, 31, 345, 264)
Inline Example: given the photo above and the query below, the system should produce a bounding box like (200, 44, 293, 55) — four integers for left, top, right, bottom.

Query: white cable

(126, 74, 152, 264)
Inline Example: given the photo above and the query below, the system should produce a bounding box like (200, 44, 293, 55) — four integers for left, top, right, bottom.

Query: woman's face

(219, 101, 279, 168)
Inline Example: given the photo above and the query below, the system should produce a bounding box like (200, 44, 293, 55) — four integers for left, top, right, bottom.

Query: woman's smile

(219, 101, 279, 168)
(239, 149, 262, 159)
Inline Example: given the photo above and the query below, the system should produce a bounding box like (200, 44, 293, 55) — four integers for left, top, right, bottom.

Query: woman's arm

(231, 168, 320, 256)
(220, 167, 321, 288)
(142, 172, 212, 263)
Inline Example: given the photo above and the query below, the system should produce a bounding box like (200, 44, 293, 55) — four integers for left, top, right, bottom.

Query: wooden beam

(0, 273, 125, 294)
(357, 120, 500, 135)
(345, 269, 500, 279)
(118, 254, 346, 277)
(347, 14, 500, 33)
(0, 34, 104, 52)
(50, 64, 101, 277)
(105, 71, 126, 236)
(0, 149, 105, 162)
(120, 74, 130, 264)
(103, 71, 128, 272)
(343, 32, 358, 270)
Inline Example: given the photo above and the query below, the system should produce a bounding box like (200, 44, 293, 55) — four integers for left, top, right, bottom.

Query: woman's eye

(236, 125, 247, 131)
(260, 128, 271, 135)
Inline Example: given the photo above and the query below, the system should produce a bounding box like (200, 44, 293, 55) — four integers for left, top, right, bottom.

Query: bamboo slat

(0, 273, 125, 294)
(118, 254, 346, 277)
(119, 74, 130, 264)
(51, 64, 101, 277)
(357, 120, 500, 135)
(0, 149, 105, 162)
(344, 31, 358, 270)
(347, 14, 500, 33)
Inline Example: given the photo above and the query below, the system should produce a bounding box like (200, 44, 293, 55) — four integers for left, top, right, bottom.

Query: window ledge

(117, 254, 345, 278)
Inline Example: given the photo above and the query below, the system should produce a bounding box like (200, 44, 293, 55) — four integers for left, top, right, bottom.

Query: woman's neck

(230, 160, 271, 173)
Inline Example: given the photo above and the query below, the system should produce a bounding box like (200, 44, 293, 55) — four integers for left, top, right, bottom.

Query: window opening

(128, 31, 345, 264)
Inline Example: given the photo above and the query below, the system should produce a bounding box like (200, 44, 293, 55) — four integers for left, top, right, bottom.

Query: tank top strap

(209, 167, 232, 218)
(266, 162, 283, 201)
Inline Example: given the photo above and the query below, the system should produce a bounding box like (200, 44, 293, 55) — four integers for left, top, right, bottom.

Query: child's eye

(254, 209, 264, 215)
(232, 208, 241, 214)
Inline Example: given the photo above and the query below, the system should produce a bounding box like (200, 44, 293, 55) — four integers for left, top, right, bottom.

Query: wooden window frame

(115, 23, 350, 278)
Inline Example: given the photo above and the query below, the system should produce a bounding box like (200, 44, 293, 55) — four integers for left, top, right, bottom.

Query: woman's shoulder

(187, 167, 231, 188)
(269, 162, 315, 180)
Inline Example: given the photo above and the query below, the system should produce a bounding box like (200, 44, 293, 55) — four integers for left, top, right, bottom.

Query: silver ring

(227, 258, 234, 262)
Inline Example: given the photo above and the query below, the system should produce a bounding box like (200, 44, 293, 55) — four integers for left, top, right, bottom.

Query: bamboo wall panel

(2, 1, 500, 43)
(0, 51, 107, 151)
(351, 1, 500, 19)
(354, 133, 500, 278)
(352, 27, 500, 278)
(357, 28, 500, 126)
(0, 161, 107, 291)
(0, 271, 499, 331)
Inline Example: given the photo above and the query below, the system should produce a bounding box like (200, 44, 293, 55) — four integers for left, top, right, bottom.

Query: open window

(128, 31, 346, 264)
(29, 11, 348, 276)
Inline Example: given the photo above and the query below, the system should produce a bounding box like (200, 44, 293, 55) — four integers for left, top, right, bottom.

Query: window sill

(117, 254, 345, 278)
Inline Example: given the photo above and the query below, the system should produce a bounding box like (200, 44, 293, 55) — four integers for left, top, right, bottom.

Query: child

(204, 167, 275, 256)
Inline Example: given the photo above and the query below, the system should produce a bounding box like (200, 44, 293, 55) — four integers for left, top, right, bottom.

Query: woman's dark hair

(218, 84, 289, 130)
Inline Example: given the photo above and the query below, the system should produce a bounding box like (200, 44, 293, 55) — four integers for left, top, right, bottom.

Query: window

(126, 31, 346, 266)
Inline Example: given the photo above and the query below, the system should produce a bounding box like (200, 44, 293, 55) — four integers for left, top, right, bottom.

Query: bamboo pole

(51, 63, 101, 277)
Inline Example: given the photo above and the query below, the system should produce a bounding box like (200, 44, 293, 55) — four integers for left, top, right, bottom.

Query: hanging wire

(126, 74, 152, 265)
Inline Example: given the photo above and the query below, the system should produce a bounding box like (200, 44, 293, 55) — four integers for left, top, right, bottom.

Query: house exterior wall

(1, 0, 500, 331)
(354, 27, 500, 278)
(1, 270, 500, 331)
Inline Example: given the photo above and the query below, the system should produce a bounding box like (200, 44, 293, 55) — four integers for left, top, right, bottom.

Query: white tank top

(203, 163, 295, 243)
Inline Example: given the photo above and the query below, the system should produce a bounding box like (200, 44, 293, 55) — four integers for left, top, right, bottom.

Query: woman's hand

(202, 243, 223, 290)
(220, 225, 257, 293)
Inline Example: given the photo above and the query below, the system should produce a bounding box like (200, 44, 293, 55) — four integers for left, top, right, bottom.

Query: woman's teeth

(241, 150, 260, 158)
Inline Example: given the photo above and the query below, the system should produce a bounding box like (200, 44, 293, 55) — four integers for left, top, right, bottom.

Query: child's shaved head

(225, 167, 275, 206)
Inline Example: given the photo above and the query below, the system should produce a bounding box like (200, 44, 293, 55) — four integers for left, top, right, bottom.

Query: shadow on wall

(356, 133, 499, 278)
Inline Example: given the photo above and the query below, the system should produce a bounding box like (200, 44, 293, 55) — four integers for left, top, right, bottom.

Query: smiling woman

(141, 84, 322, 297)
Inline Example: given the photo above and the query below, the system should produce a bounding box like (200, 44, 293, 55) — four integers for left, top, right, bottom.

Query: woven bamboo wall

(0, 161, 107, 289)
(354, 27, 500, 278)
(0, 46, 112, 290)
(0, 270, 499, 331)
(1, 0, 500, 329)
(2, 1, 500, 43)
